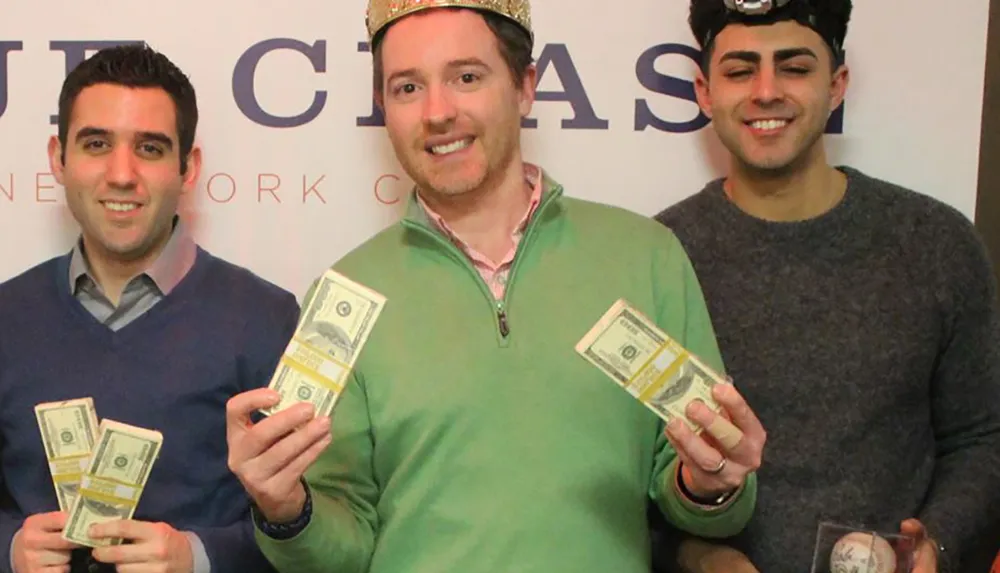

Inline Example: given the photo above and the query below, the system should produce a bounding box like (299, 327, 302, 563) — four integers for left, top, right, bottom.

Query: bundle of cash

(575, 299, 743, 449)
(261, 268, 387, 418)
(34, 398, 100, 512)
(62, 419, 163, 547)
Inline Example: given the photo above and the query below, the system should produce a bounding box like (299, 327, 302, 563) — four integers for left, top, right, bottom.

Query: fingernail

(318, 416, 331, 429)
(667, 419, 682, 434)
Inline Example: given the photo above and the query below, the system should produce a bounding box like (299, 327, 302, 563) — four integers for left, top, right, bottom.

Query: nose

(750, 65, 785, 106)
(422, 83, 457, 129)
(104, 145, 138, 189)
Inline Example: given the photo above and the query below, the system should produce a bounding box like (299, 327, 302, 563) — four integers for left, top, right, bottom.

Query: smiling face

(377, 8, 535, 200)
(695, 20, 849, 175)
(49, 83, 201, 266)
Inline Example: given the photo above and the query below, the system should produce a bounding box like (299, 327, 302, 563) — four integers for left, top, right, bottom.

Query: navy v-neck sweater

(0, 248, 299, 573)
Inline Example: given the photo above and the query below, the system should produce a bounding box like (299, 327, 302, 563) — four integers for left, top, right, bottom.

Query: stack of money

(62, 419, 163, 547)
(34, 398, 100, 512)
(576, 298, 743, 448)
(262, 269, 386, 418)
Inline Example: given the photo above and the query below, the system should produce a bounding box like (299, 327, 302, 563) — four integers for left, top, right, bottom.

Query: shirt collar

(414, 162, 544, 238)
(69, 216, 197, 296)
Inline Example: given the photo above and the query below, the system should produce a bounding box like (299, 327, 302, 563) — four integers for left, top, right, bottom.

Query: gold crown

(366, 0, 533, 43)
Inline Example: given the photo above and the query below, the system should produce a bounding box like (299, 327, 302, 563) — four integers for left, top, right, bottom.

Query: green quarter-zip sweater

(255, 171, 757, 573)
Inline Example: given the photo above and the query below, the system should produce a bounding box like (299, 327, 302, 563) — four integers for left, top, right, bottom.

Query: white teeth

(430, 139, 471, 155)
(103, 201, 139, 212)
(751, 119, 788, 131)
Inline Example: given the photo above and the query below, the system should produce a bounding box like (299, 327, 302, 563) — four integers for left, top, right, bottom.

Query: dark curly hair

(56, 43, 198, 174)
(690, 0, 852, 72)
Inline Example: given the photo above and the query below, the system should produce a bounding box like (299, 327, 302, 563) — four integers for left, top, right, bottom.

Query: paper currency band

(279, 356, 347, 394)
(80, 475, 142, 503)
(288, 338, 351, 375)
(635, 344, 687, 402)
(50, 456, 90, 473)
(77, 489, 141, 506)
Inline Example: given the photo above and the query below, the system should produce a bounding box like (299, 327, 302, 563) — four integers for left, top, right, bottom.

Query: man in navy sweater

(0, 44, 299, 573)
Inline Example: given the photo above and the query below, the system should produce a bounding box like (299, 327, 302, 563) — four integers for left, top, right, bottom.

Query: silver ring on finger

(705, 457, 727, 474)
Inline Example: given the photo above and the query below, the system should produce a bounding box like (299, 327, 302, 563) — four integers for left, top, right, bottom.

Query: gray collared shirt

(68, 217, 197, 330)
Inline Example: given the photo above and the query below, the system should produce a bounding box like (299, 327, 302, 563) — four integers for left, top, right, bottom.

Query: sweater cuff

(3, 516, 24, 573)
(8, 530, 18, 573)
(183, 532, 211, 573)
(657, 458, 757, 538)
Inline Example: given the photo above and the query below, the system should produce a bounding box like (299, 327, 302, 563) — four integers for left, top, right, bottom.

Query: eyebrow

(774, 48, 819, 63)
(74, 126, 110, 143)
(447, 58, 491, 71)
(385, 58, 492, 86)
(719, 47, 819, 65)
(74, 126, 174, 149)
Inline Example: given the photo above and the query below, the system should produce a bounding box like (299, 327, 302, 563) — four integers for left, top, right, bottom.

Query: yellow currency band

(76, 488, 142, 507)
(280, 338, 348, 393)
(636, 343, 690, 403)
(79, 475, 143, 504)
(50, 455, 89, 474)
(279, 356, 345, 394)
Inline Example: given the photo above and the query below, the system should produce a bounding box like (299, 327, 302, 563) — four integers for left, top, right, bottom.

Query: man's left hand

(665, 382, 766, 499)
(901, 518, 939, 573)
(90, 520, 194, 573)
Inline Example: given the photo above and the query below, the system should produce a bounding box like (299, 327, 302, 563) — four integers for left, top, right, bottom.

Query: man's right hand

(11, 511, 80, 573)
(226, 389, 332, 523)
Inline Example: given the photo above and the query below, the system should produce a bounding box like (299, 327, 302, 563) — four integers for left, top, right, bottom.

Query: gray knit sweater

(651, 166, 1000, 573)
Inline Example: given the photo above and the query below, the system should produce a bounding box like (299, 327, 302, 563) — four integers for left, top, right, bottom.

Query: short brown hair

(371, 8, 534, 98)
(57, 44, 198, 174)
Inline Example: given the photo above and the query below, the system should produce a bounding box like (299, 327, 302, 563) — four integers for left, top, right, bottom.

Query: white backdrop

(0, 1, 991, 298)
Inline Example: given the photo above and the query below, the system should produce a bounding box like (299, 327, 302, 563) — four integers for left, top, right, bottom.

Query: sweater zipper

(402, 189, 560, 341)
(497, 301, 510, 337)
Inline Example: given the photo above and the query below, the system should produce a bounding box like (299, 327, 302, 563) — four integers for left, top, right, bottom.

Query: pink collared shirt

(417, 164, 543, 300)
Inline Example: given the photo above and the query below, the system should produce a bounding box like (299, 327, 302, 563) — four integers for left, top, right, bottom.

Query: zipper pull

(497, 303, 510, 338)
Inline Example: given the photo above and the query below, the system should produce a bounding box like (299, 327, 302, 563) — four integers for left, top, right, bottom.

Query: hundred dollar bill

(34, 398, 100, 512)
(62, 419, 163, 547)
(576, 299, 743, 448)
(262, 269, 387, 418)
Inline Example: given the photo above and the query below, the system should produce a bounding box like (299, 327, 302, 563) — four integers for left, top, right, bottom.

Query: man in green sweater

(223, 1, 767, 571)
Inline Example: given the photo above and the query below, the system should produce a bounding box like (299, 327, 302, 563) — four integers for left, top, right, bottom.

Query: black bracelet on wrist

(675, 461, 737, 507)
(252, 481, 313, 540)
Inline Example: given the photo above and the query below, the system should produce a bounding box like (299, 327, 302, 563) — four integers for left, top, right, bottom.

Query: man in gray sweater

(651, 0, 1000, 572)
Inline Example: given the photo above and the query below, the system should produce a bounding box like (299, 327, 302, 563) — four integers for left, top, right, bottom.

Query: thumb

(900, 519, 939, 571)
(900, 518, 926, 539)
(226, 388, 280, 433)
(897, 519, 925, 556)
